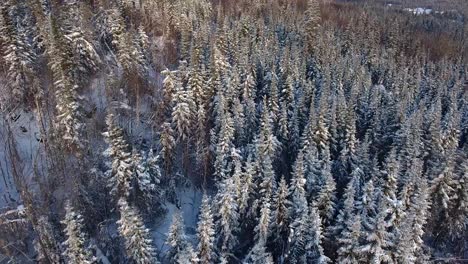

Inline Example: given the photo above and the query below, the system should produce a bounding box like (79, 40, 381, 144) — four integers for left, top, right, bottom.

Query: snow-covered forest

(0, 0, 467, 263)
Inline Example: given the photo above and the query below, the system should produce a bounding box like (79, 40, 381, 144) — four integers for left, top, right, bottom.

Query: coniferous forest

(0, 0, 467, 263)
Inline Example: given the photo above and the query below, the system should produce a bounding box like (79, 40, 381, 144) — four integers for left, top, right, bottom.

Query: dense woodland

(0, 0, 467, 263)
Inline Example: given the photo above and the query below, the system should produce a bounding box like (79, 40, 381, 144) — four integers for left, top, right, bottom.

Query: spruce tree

(62, 202, 96, 264)
(215, 176, 239, 252)
(117, 199, 158, 264)
(166, 212, 190, 263)
(197, 194, 215, 264)
(103, 113, 133, 199)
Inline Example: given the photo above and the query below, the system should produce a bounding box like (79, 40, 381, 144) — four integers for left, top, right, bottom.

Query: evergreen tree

(394, 178, 430, 263)
(215, 176, 239, 252)
(62, 202, 96, 264)
(132, 150, 158, 210)
(0, 1, 37, 103)
(55, 82, 87, 154)
(167, 212, 190, 264)
(117, 199, 158, 264)
(289, 150, 308, 218)
(103, 114, 133, 198)
(304, 206, 330, 263)
(245, 200, 274, 264)
(62, 1, 101, 82)
(314, 146, 337, 225)
(160, 122, 176, 173)
(330, 172, 360, 257)
(271, 176, 290, 260)
(358, 190, 393, 264)
(171, 79, 194, 141)
(304, 0, 321, 53)
(197, 194, 215, 264)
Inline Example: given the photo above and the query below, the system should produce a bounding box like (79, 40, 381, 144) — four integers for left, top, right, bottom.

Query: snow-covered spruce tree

(286, 205, 309, 264)
(286, 151, 312, 263)
(117, 198, 158, 264)
(328, 173, 360, 261)
(244, 200, 274, 264)
(0, 1, 37, 104)
(289, 150, 308, 218)
(304, 0, 321, 53)
(197, 194, 215, 264)
(337, 109, 358, 187)
(55, 81, 87, 155)
(358, 189, 393, 264)
(258, 153, 277, 206)
(61, 202, 96, 264)
(356, 178, 378, 234)
(304, 206, 330, 263)
(160, 68, 178, 120)
(271, 176, 290, 261)
(446, 156, 468, 238)
(394, 178, 431, 263)
(314, 146, 336, 226)
(96, 7, 136, 75)
(131, 150, 157, 211)
(160, 122, 176, 173)
(166, 212, 190, 264)
(215, 176, 239, 254)
(171, 76, 194, 142)
(46, 5, 88, 154)
(61, 1, 101, 83)
(213, 93, 235, 180)
(103, 113, 134, 199)
(429, 148, 457, 225)
(239, 155, 256, 219)
(314, 110, 331, 159)
(147, 149, 163, 201)
(257, 98, 281, 159)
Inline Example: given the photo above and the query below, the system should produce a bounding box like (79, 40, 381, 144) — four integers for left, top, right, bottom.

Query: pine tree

(117, 199, 158, 264)
(304, 0, 321, 53)
(358, 189, 393, 264)
(167, 212, 190, 263)
(314, 146, 336, 225)
(240, 155, 256, 218)
(271, 176, 290, 260)
(290, 150, 308, 218)
(197, 194, 215, 264)
(62, 1, 101, 82)
(103, 114, 134, 198)
(257, 98, 281, 158)
(329, 172, 361, 261)
(213, 97, 235, 180)
(55, 82, 87, 154)
(0, 1, 37, 103)
(394, 178, 430, 263)
(132, 150, 157, 210)
(62, 202, 96, 264)
(446, 157, 468, 238)
(304, 206, 330, 263)
(171, 79, 194, 141)
(160, 122, 176, 173)
(245, 199, 274, 264)
(215, 176, 239, 252)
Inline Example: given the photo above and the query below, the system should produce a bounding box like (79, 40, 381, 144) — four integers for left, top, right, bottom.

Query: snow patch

(403, 7, 432, 15)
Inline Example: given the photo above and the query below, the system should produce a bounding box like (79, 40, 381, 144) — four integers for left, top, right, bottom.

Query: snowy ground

(0, 109, 43, 210)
